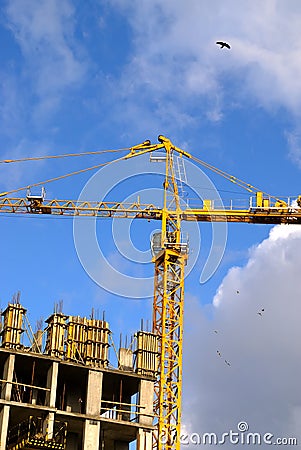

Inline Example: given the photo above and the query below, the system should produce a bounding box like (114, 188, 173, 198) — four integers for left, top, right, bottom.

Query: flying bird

(225, 359, 231, 366)
(216, 41, 231, 49)
(217, 350, 222, 357)
(214, 330, 218, 334)
(257, 308, 265, 317)
(236, 290, 240, 294)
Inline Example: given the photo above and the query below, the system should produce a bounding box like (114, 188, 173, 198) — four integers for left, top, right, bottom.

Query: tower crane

(1, 135, 301, 450)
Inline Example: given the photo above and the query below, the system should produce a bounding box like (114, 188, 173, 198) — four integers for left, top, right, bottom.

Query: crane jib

(1, 198, 301, 225)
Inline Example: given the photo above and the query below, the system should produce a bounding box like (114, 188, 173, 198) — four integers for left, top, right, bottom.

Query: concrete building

(0, 302, 158, 450)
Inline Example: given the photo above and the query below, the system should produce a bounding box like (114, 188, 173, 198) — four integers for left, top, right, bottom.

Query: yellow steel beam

(181, 208, 301, 224)
(0, 197, 162, 219)
(2, 197, 301, 225)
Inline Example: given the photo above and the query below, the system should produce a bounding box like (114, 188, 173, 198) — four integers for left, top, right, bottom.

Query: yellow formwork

(1, 303, 26, 349)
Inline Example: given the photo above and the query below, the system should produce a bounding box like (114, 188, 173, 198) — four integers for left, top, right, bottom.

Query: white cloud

(183, 224, 301, 446)
(0, 72, 22, 134)
(5, 0, 86, 115)
(108, 0, 301, 149)
(113, 0, 301, 108)
(0, 139, 50, 192)
(286, 131, 301, 168)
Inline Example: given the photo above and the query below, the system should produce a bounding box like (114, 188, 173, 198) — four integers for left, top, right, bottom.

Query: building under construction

(0, 301, 158, 450)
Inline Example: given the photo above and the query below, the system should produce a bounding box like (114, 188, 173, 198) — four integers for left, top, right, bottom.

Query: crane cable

(0, 142, 285, 203)
(190, 154, 283, 203)
(0, 153, 128, 197)
(0, 147, 130, 164)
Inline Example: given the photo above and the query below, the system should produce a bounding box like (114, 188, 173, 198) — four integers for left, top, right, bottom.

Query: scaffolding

(7, 416, 67, 450)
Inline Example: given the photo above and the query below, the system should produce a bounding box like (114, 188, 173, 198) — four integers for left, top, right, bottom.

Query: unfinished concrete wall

(0, 329, 155, 450)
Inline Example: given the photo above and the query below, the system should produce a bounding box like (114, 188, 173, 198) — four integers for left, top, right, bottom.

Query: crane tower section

(127, 136, 190, 450)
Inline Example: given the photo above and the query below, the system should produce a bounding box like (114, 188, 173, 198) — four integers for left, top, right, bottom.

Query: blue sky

(1, 0, 301, 444)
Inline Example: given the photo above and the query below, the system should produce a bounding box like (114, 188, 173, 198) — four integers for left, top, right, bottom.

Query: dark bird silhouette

(225, 359, 231, 366)
(214, 330, 218, 334)
(257, 308, 265, 317)
(216, 41, 231, 49)
(217, 350, 222, 357)
(236, 290, 240, 294)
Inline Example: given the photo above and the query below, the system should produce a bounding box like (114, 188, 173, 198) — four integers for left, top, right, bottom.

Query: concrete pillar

(83, 420, 101, 450)
(43, 412, 55, 440)
(83, 370, 103, 450)
(44, 361, 58, 438)
(1, 354, 15, 400)
(138, 380, 154, 426)
(137, 429, 152, 450)
(0, 405, 10, 450)
(46, 361, 58, 408)
(0, 354, 15, 448)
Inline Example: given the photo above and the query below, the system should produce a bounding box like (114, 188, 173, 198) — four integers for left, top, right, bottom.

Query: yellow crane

(1, 135, 301, 450)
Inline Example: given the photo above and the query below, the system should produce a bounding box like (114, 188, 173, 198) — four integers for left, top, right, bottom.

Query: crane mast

(153, 244, 186, 450)
(153, 138, 185, 450)
(126, 136, 190, 450)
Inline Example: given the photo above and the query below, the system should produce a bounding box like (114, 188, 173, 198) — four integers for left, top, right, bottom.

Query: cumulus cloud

(183, 224, 301, 447)
(112, 1, 301, 108)
(5, 0, 86, 115)
(108, 0, 301, 152)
